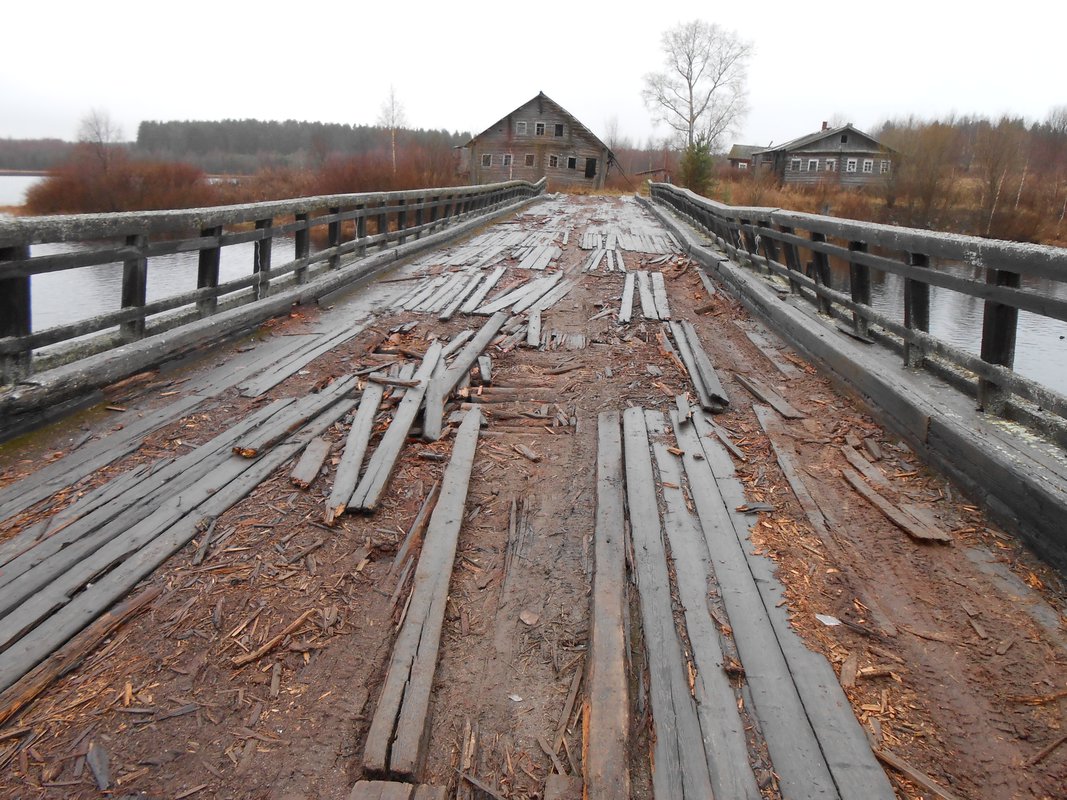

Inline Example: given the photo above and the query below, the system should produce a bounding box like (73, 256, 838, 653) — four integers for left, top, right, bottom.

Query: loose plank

(733, 373, 805, 419)
(619, 273, 635, 324)
(326, 380, 386, 523)
(650, 271, 671, 319)
(363, 408, 482, 779)
(842, 467, 952, 542)
(290, 436, 331, 489)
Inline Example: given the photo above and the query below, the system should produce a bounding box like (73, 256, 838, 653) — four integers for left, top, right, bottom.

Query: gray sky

(3, 0, 1063, 151)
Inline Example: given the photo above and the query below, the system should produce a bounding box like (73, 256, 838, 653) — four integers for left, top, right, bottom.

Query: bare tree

(377, 87, 407, 175)
(641, 20, 752, 151)
(78, 108, 123, 172)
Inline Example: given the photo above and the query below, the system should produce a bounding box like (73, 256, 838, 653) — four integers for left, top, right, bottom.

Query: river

(2, 175, 1065, 396)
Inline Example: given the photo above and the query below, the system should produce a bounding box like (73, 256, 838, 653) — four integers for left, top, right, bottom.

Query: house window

(567, 156, 577, 169)
(846, 158, 858, 173)
(862, 159, 874, 174)
(737, 162, 748, 170)
(841, 134, 849, 143)
(880, 160, 891, 174)
(549, 155, 559, 168)
(790, 158, 801, 172)
(515, 121, 527, 135)
(481, 154, 492, 168)
(535, 122, 546, 136)
(502, 154, 513, 167)
(807, 159, 819, 172)
(554, 123, 564, 137)
(825, 159, 837, 172)
(524, 154, 535, 167)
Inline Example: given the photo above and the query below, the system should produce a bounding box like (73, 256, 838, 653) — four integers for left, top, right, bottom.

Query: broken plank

(526, 309, 542, 349)
(840, 445, 892, 490)
(649, 272, 671, 319)
(325, 381, 385, 524)
(666, 321, 718, 412)
(734, 373, 804, 419)
(458, 266, 507, 315)
(364, 408, 482, 779)
(290, 437, 331, 489)
(350, 343, 442, 512)
(439, 272, 486, 321)
(680, 321, 729, 408)
(389, 480, 441, 579)
(842, 468, 952, 543)
(634, 271, 658, 320)
(621, 408, 714, 800)
(422, 312, 510, 442)
(618, 273, 635, 325)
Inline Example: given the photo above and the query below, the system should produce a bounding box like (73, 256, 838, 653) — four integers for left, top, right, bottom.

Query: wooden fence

(0, 179, 545, 383)
(650, 182, 1067, 423)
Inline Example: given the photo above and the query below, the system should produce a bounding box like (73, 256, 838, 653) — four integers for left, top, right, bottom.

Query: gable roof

(728, 144, 761, 160)
(753, 124, 894, 155)
(466, 91, 613, 157)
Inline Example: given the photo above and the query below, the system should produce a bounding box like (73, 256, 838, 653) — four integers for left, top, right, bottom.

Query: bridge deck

(0, 195, 1064, 799)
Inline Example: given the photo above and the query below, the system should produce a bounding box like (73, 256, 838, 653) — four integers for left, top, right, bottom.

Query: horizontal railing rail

(0, 178, 546, 383)
(650, 181, 1067, 424)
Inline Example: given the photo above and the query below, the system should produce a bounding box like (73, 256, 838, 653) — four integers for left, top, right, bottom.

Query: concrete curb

(639, 195, 1067, 570)
(0, 195, 542, 436)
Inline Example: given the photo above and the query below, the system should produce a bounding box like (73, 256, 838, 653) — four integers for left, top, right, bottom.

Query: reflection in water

(30, 237, 296, 332)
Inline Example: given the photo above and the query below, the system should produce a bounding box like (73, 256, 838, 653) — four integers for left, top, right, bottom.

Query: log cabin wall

(467, 93, 610, 191)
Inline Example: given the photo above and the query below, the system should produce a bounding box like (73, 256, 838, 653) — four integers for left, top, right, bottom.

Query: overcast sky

(3, 0, 1063, 152)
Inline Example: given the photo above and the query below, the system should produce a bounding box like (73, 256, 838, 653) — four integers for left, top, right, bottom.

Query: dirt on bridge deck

(0, 195, 1064, 800)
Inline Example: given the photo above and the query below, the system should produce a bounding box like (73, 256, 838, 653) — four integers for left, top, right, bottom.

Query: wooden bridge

(0, 185, 1065, 799)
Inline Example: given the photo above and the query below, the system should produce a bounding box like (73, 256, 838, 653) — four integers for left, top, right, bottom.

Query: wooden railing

(650, 182, 1067, 423)
(0, 178, 545, 383)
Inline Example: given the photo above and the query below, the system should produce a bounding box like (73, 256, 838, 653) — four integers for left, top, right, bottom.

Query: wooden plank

(350, 344, 442, 512)
(474, 276, 542, 315)
(741, 325, 803, 379)
(651, 417, 762, 800)
(840, 445, 892, 489)
(697, 268, 718, 299)
(290, 436, 331, 489)
(389, 480, 441, 579)
(618, 273, 635, 324)
(233, 375, 358, 458)
(667, 321, 715, 412)
(733, 373, 804, 419)
(411, 787, 447, 800)
(672, 414, 841, 799)
(585, 412, 630, 800)
(526, 309, 542, 349)
(325, 380, 385, 521)
(458, 266, 506, 315)
(238, 321, 367, 397)
(526, 279, 574, 315)
(621, 408, 714, 800)
(543, 775, 583, 800)
(650, 271, 671, 319)
(422, 312, 510, 442)
(439, 271, 486, 321)
(0, 397, 355, 694)
(0, 584, 161, 727)
(635, 271, 658, 320)
(679, 417, 896, 799)
(477, 355, 492, 385)
(842, 468, 952, 542)
(0, 393, 203, 524)
(364, 408, 482, 779)
(680, 321, 729, 408)
(510, 272, 563, 314)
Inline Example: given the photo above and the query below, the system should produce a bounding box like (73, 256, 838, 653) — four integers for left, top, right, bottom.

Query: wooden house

(752, 123, 894, 187)
(462, 92, 612, 190)
(727, 144, 760, 170)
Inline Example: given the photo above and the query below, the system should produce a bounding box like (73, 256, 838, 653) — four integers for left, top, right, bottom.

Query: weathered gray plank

(650, 271, 671, 319)
(621, 407, 714, 800)
(290, 436, 331, 488)
(326, 380, 385, 523)
(635, 271, 658, 320)
(680, 320, 730, 408)
(363, 408, 482, 779)
(458, 266, 506, 315)
(734, 373, 804, 419)
(350, 343, 442, 512)
(238, 320, 368, 397)
(586, 411, 630, 800)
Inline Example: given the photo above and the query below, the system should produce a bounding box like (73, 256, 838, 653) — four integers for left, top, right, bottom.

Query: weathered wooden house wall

(466, 93, 611, 190)
(755, 125, 894, 188)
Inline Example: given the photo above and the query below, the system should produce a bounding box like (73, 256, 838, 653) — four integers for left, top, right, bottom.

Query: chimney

(821, 120, 829, 131)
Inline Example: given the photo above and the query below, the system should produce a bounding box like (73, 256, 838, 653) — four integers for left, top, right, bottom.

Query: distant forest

(0, 119, 472, 174)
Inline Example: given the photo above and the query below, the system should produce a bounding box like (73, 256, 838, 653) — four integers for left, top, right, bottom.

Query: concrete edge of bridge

(0, 194, 545, 442)
(640, 194, 1067, 573)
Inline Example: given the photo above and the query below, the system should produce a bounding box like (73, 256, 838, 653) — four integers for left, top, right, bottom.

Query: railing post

(397, 198, 407, 245)
(197, 226, 222, 317)
(779, 226, 802, 294)
(356, 204, 367, 257)
(808, 232, 833, 315)
(253, 218, 273, 299)
(848, 241, 871, 338)
(0, 245, 32, 384)
(328, 207, 341, 269)
(739, 218, 759, 261)
(294, 213, 310, 283)
(429, 195, 439, 231)
(377, 200, 388, 251)
(978, 267, 1021, 414)
(903, 252, 930, 367)
(759, 219, 780, 273)
(414, 195, 424, 239)
(120, 234, 148, 340)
